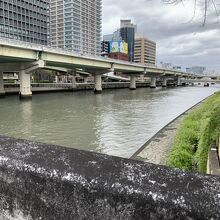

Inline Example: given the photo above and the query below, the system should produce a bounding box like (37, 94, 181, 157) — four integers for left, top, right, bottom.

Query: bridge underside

(0, 42, 206, 98)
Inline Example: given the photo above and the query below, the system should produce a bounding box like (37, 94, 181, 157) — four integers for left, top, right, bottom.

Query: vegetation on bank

(166, 91, 220, 173)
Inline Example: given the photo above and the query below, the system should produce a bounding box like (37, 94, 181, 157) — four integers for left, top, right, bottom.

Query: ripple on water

(0, 86, 219, 159)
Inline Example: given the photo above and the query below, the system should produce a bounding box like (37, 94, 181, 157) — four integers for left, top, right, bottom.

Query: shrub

(166, 92, 220, 173)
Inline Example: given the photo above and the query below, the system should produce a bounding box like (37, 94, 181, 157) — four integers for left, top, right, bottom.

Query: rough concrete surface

(0, 136, 220, 219)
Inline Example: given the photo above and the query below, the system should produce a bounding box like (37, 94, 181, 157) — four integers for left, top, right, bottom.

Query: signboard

(120, 42, 128, 54)
(110, 41, 128, 54)
(110, 41, 119, 53)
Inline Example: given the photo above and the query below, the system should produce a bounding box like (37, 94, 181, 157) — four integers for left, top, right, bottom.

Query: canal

(0, 86, 219, 159)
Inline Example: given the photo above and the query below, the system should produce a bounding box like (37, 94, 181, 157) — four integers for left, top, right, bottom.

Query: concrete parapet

(0, 136, 220, 219)
(207, 147, 220, 176)
(218, 135, 220, 160)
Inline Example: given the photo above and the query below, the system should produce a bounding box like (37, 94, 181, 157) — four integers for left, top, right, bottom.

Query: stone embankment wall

(0, 136, 220, 219)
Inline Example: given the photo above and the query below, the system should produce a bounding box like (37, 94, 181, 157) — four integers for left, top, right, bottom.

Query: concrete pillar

(0, 71, 5, 97)
(130, 75, 136, 90)
(150, 77, 157, 88)
(162, 78, 167, 87)
(68, 70, 77, 89)
(177, 76, 181, 86)
(19, 70, 32, 99)
(55, 75, 59, 83)
(72, 75, 76, 89)
(94, 74, 102, 94)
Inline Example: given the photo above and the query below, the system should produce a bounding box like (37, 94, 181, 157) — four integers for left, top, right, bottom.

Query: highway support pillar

(162, 77, 167, 87)
(130, 75, 136, 90)
(177, 76, 181, 86)
(150, 77, 157, 88)
(0, 71, 5, 98)
(72, 75, 76, 89)
(19, 70, 32, 99)
(68, 69, 77, 89)
(19, 60, 45, 99)
(55, 75, 59, 83)
(94, 74, 102, 94)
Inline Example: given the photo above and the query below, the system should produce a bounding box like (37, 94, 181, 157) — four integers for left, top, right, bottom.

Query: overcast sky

(102, 0, 220, 72)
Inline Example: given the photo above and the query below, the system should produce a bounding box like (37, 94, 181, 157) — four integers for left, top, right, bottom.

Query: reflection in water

(0, 86, 219, 158)
(20, 100, 33, 137)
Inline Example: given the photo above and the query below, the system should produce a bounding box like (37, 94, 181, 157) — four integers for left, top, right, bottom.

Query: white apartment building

(50, 0, 64, 48)
(50, 0, 102, 55)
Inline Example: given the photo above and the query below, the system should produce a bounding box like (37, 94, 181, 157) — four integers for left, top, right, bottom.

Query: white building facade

(50, 0, 102, 55)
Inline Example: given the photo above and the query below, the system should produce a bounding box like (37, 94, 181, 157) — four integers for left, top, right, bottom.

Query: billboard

(110, 41, 119, 53)
(120, 41, 128, 54)
(110, 41, 128, 54)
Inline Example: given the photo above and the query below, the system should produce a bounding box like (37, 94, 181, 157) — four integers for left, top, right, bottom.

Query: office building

(103, 30, 121, 42)
(103, 34, 113, 41)
(50, 0, 102, 56)
(0, 0, 49, 45)
(101, 40, 110, 56)
(120, 19, 136, 62)
(120, 19, 137, 31)
(134, 35, 156, 65)
(112, 29, 121, 41)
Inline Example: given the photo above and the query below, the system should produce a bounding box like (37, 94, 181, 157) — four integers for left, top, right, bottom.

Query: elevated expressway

(182, 76, 220, 84)
(0, 38, 191, 98)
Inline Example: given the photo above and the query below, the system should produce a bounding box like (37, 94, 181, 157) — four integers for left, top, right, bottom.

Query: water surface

(0, 86, 219, 158)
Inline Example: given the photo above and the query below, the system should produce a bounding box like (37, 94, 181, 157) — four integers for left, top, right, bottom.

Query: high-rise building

(112, 29, 121, 41)
(50, 0, 64, 48)
(103, 30, 121, 42)
(120, 19, 136, 62)
(50, 0, 102, 56)
(134, 35, 156, 65)
(0, 0, 49, 45)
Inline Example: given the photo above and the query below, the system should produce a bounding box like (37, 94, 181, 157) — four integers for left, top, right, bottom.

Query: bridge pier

(150, 77, 157, 88)
(19, 70, 32, 99)
(0, 71, 5, 98)
(130, 75, 136, 90)
(72, 75, 76, 89)
(177, 76, 181, 86)
(162, 77, 168, 87)
(55, 75, 59, 83)
(68, 69, 77, 89)
(94, 74, 102, 94)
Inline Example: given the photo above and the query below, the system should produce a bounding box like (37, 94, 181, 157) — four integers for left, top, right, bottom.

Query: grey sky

(102, 0, 220, 72)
